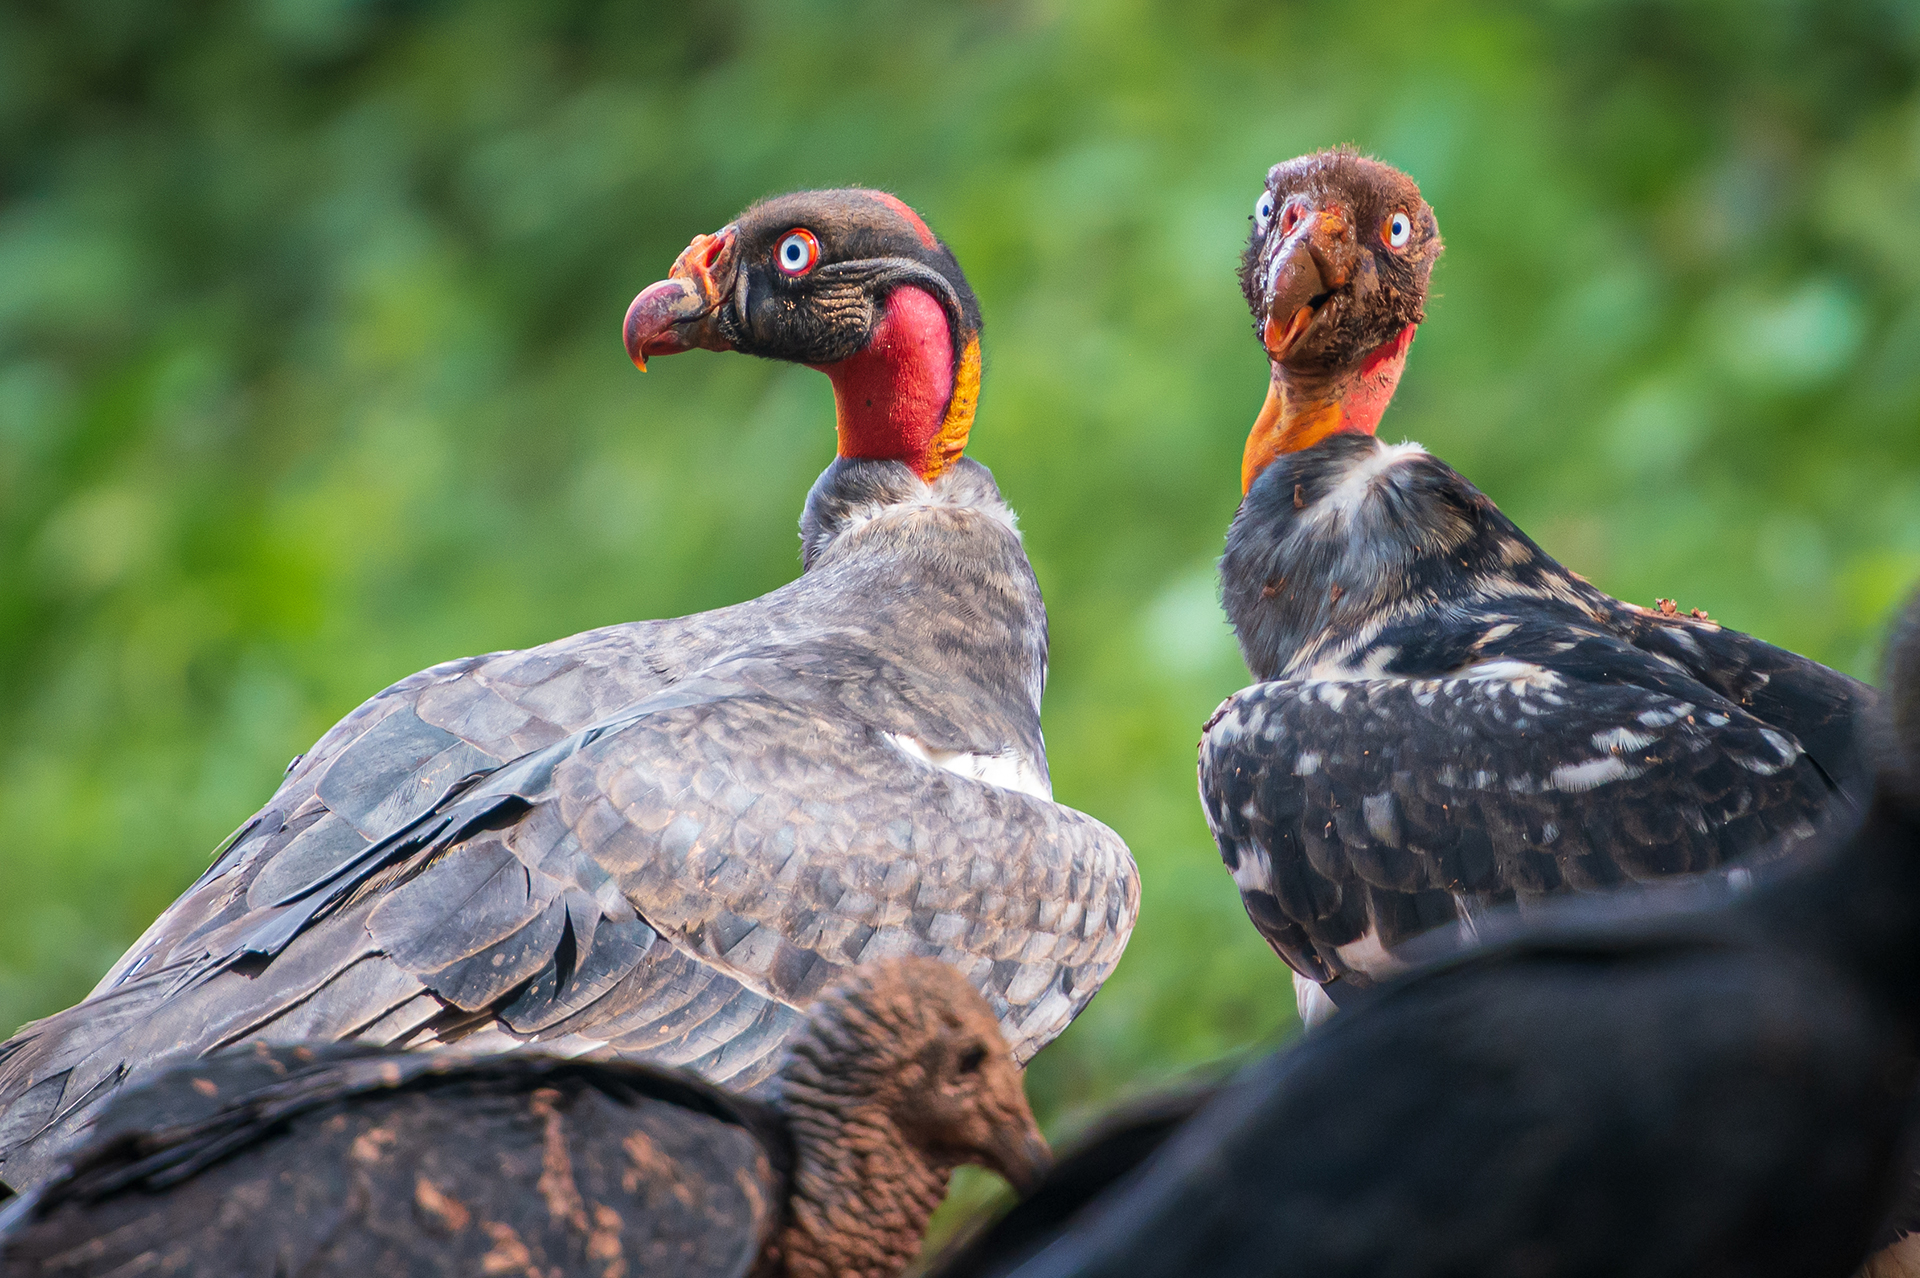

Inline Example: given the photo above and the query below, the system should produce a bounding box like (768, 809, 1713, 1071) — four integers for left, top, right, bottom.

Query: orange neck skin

(819, 286, 979, 483)
(1241, 324, 1417, 493)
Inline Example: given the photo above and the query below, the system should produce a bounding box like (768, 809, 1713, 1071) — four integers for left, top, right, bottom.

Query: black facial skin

(1238, 148, 1443, 376)
(717, 190, 984, 366)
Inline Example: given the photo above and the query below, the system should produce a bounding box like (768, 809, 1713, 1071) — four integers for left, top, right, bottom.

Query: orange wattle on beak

(1240, 204, 1373, 492)
(623, 225, 738, 370)
(1261, 207, 1354, 364)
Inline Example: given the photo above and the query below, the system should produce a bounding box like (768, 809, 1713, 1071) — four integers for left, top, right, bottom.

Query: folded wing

(1200, 651, 1838, 987)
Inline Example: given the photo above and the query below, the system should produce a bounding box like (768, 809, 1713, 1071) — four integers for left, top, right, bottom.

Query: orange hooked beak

(1260, 205, 1356, 365)
(623, 225, 739, 370)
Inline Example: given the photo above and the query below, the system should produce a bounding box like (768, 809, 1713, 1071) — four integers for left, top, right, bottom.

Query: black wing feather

(1201, 640, 1844, 985)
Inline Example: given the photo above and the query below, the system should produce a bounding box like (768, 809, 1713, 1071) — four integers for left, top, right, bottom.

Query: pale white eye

(1387, 212, 1413, 248)
(1254, 191, 1276, 233)
(775, 228, 820, 276)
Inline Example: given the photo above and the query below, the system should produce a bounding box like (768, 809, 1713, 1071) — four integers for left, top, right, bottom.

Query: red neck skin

(1337, 323, 1416, 435)
(819, 287, 956, 477)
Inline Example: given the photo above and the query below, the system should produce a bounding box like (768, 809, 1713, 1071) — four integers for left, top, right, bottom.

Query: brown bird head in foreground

(1237, 148, 1443, 491)
(776, 956, 1052, 1278)
(625, 189, 984, 484)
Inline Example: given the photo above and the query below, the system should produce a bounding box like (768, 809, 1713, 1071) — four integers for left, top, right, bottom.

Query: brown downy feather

(772, 958, 1049, 1278)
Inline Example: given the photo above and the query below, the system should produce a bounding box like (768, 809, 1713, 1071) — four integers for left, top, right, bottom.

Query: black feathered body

(924, 1088, 1218, 1278)
(984, 931, 1914, 1278)
(1202, 434, 1875, 994)
(0, 1045, 789, 1278)
(940, 772, 1920, 1278)
(0, 458, 1137, 1190)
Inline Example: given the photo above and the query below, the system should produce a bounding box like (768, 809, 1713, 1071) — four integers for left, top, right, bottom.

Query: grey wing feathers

(1200, 669, 1836, 985)
(0, 619, 699, 1185)
(87, 626, 686, 997)
(0, 644, 1134, 1189)
(0, 1046, 783, 1278)
(0, 469, 1138, 1191)
(556, 662, 1136, 1059)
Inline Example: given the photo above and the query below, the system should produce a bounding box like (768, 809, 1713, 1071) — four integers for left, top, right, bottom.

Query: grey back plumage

(0, 457, 1137, 1190)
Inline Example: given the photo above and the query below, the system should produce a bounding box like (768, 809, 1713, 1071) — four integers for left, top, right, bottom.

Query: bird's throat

(1241, 324, 1417, 493)
(822, 286, 979, 483)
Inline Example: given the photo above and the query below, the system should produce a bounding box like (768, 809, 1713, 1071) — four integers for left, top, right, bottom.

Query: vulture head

(774, 956, 1051, 1277)
(1238, 149, 1443, 491)
(625, 189, 983, 483)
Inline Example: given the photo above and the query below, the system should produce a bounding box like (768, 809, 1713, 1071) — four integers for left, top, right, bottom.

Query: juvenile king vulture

(0, 958, 1051, 1278)
(1198, 150, 1878, 1023)
(929, 592, 1920, 1278)
(0, 190, 1137, 1191)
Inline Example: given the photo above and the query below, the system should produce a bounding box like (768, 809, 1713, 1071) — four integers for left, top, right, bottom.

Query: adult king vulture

(0, 190, 1137, 1191)
(1198, 150, 1878, 1024)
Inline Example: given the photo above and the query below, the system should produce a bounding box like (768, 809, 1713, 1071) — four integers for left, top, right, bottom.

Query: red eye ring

(774, 228, 820, 277)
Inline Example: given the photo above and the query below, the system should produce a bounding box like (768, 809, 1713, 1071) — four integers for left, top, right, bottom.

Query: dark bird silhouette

(0, 957, 1050, 1278)
(0, 189, 1136, 1191)
(1199, 149, 1878, 1025)
(931, 591, 1920, 1278)
(923, 1085, 1218, 1278)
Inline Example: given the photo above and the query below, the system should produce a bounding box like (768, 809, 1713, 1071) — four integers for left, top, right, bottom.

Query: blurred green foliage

(5, 0, 1920, 1144)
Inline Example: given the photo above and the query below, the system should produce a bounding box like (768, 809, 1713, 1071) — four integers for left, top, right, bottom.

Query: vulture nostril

(696, 226, 734, 271)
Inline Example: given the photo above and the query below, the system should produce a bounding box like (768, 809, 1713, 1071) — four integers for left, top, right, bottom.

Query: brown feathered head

(773, 956, 1050, 1278)
(1237, 149, 1444, 490)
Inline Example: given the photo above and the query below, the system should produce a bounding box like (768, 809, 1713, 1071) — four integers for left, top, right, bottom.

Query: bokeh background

(6, 0, 1920, 1156)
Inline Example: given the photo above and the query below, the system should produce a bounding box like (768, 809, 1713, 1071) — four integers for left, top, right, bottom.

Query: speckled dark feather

(1205, 431, 1879, 987)
(0, 1046, 786, 1278)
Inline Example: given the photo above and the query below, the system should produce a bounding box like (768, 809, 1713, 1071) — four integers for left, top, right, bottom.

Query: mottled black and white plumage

(933, 591, 1920, 1278)
(0, 958, 1052, 1278)
(1205, 436, 1875, 995)
(1200, 152, 1876, 1019)
(0, 190, 1136, 1192)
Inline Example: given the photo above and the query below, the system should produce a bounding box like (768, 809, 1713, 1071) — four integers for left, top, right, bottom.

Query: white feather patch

(1302, 440, 1430, 529)
(1741, 728, 1801, 775)
(884, 732, 1053, 801)
(1637, 701, 1696, 728)
(1463, 658, 1564, 691)
(1335, 927, 1399, 977)
(834, 479, 1023, 543)
(1591, 725, 1657, 753)
(1549, 754, 1647, 792)
(1229, 847, 1272, 895)
(1295, 973, 1341, 1030)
